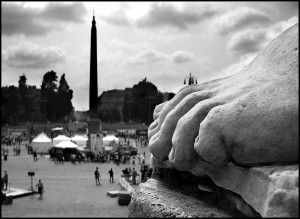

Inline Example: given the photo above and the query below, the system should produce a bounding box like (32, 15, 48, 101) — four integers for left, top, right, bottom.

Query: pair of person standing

(94, 167, 114, 185)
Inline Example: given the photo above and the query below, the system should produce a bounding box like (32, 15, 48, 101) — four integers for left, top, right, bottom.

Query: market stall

(31, 132, 52, 154)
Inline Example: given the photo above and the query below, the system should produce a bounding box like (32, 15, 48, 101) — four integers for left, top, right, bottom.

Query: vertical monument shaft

(87, 13, 102, 152)
(89, 15, 98, 113)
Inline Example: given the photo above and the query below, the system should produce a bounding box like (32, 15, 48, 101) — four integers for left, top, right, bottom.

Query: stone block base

(129, 179, 231, 218)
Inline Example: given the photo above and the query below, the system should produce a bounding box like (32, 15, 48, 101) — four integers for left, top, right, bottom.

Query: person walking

(108, 168, 114, 183)
(141, 155, 145, 164)
(116, 153, 120, 166)
(138, 154, 141, 164)
(78, 154, 81, 164)
(59, 154, 64, 164)
(132, 168, 137, 185)
(94, 167, 101, 186)
(140, 161, 147, 182)
(33, 150, 38, 161)
(36, 179, 44, 197)
(4, 149, 8, 161)
(3, 170, 8, 190)
(13, 145, 16, 156)
(71, 154, 76, 164)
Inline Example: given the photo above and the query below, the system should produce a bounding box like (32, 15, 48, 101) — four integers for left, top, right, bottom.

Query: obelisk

(89, 12, 98, 114)
(87, 12, 102, 153)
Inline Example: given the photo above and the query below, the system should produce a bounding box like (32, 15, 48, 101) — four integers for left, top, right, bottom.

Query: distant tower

(184, 71, 197, 85)
(89, 12, 98, 115)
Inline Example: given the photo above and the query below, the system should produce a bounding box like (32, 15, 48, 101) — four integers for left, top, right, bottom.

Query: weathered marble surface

(146, 23, 299, 218)
(150, 155, 299, 217)
(128, 178, 231, 218)
(148, 23, 298, 168)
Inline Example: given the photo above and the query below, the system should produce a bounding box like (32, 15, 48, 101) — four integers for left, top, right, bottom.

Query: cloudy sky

(2, 2, 298, 111)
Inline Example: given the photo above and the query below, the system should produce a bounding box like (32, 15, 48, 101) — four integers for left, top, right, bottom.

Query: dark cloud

(136, 3, 218, 30)
(2, 2, 87, 36)
(171, 51, 194, 64)
(216, 7, 271, 36)
(253, 2, 299, 21)
(227, 29, 267, 55)
(227, 16, 298, 56)
(41, 2, 87, 22)
(2, 41, 66, 69)
(2, 3, 50, 36)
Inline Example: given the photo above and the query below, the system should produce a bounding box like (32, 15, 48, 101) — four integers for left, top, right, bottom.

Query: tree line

(98, 78, 175, 125)
(1, 70, 74, 125)
(2, 73, 175, 126)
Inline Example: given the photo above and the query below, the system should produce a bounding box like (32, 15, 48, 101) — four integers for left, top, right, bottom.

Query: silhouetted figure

(71, 154, 76, 164)
(36, 179, 44, 197)
(94, 167, 101, 186)
(132, 168, 137, 185)
(122, 168, 129, 175)
(33, 151, 38, 161)
(4, 150, 8, 161)
(3, 170, 8, 190)
(108, 168, 114, 183)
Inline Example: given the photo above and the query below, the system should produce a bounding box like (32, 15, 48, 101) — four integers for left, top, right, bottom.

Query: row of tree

(1, 71, 74, 125)
(125, 78, 164, 124)
(2, 73, 174, 125)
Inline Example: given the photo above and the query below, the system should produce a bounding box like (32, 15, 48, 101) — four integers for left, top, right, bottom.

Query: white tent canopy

(52, 135, 71, 146)
(104, 146, 113, 151)
(52, 127, 63, 131)
(55, 141, 78, 149)
(32, 132, 51, 143)
(71, 135, 88, 146)
(32, 132, 52, 153)
(103, 135, 119, 146)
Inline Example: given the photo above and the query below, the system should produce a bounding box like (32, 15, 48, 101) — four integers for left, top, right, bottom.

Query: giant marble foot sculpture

(148, 23, 299, 171)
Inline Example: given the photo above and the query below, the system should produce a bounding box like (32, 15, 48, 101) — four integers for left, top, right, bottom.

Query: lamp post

(28, 171, 35, 191)
(184, 71, 198, 85)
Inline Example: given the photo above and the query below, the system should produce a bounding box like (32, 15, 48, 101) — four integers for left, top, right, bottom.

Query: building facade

(98, 88, 133, 121)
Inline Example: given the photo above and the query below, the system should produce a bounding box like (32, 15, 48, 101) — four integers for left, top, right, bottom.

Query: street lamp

(184, 71, 198, 85)
(28, 171, 35, 191)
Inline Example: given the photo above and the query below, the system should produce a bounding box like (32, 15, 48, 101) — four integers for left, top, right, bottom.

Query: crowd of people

(121, 160, 153, 184)
(2, 128, 154, 198)
(1, 131, 30, 160)
(1, 134, 25, 146)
